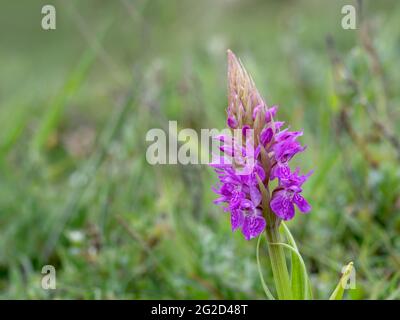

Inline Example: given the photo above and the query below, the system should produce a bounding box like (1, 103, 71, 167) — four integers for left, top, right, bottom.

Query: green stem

(255, 175, 292, 300)
(265, 224, 292, 300)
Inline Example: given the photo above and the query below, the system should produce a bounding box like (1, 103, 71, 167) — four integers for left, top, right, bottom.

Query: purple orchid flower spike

(210, 50, 312, 240)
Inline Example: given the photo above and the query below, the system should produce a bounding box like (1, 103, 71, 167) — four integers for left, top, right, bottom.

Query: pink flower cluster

(210, 51, 312, 240)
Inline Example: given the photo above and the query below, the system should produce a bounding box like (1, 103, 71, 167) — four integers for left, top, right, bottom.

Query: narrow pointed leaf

(282, 222, 313, 300)
(268, 239, 311, 300)
(329, 262, 354, 300)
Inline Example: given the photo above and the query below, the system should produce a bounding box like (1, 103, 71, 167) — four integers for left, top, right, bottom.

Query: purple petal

(260, 127, 273, 146)
(265, 105, 278, 122)
(256, 164, 266, 181)
(270, 190, 295, 220)
(273, 139, 305, 163)
(270, 162, 290, 181)
(213, 196, 228, 204)
(293, 193, 311, 213)
(254, 145, 261, 159)
(249, 184, 262, 207)
(275, 121, 285, 131)
(252, 104, 263, 120)
(227, 116, 238, 129)
(241, 214, 266, 240)
(279, 167, 313, 188)
(231, 209, 244, 231)
(229, 191, 246, 209)
(275, 130, 303, 143)
(239, 199, 255, 211)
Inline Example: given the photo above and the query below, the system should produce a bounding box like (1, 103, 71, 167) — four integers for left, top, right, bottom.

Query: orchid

(209, 50, 352, 300)
(211, 50, 312, 240)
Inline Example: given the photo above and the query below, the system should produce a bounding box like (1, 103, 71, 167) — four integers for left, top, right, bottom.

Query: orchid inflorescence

(208, 50, 353, 301)
(210, 50, 312, 240)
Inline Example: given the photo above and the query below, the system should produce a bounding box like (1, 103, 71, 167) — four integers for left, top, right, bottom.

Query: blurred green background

(0, 0, 399, 299)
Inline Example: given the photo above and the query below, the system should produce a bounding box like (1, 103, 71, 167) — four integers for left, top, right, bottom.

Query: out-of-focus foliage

(0, 0, 399, 299)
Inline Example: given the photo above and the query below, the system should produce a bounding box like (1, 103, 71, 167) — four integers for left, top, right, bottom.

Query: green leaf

(329, 262, 354, 300)
(256, 235, 275, 300)
(269, 238, 311, 300)
(281, 222, 313, 300)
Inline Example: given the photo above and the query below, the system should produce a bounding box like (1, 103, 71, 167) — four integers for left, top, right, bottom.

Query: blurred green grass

(0, 0, 399, 299)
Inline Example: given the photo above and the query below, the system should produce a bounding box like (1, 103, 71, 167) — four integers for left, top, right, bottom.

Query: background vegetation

(0, 0, 399, 299)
